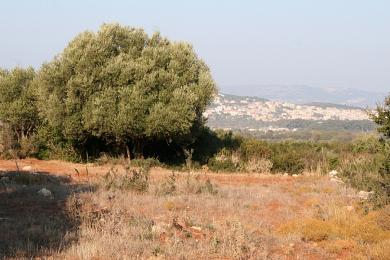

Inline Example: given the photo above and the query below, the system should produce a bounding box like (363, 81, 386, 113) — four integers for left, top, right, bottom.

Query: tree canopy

(36, 23, 217, 158)
(0, 67, 38, 143)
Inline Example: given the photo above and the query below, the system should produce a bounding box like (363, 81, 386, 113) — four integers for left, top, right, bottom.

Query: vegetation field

(0, 159, 389, 259)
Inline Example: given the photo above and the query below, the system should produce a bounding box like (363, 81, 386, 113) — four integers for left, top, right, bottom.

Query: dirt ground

(0, 159, 389, 259)
(0, 158, 298, 185)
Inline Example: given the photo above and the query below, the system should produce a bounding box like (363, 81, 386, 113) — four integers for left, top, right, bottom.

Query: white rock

(358, 190, 374, 200)
(330, 177, 343, 183)
(151, 223, 169, 235)
(190, 226, 202, 232)
(22, 166, 33, 171)
(329, 170, 338, 177)
(292, 174, 299, 177)
(37, 188, 53, 198)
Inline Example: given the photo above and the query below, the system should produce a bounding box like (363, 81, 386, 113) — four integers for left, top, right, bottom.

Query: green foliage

(327, 156, 339, 170)
(31, 123, 81, 161)
(334, 136, 390, 208)
(239, 139, 271, 161)
(35, 23, 216, 158)
(0, 67, 39, 155)
(339, 155, 389, 208)
(371, 95, 390, 138)
(270, 149, 305, 174)
(352, 134, 383, 154)
(207, 155, 239, 172)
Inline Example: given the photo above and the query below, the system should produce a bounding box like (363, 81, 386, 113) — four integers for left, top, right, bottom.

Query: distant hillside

(205, 93, 376, 132)
(221, 85, 387, 108)
(217, 93, 268, 103)
(302, 102, 364, 110)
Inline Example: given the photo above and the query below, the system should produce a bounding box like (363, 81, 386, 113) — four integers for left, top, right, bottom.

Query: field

(1, 159, 389, 259)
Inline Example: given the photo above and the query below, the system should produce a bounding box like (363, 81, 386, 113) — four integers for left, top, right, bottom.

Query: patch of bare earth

(0, 159, 389, 259)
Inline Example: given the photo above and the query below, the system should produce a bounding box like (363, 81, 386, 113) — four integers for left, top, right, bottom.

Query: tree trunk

(126, 144, 131, 163)
(133, 139, 144, 159)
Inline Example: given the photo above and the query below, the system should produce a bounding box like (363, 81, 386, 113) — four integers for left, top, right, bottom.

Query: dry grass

(0, 159, 389, 259)
(278, 199, 390, 258)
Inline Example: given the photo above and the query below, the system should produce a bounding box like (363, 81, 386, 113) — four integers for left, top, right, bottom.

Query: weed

(278, 206, 390, 246)
(130, 158, 161, 168)
(102, 166, 150, 193)
(184, 174, 218, 195)
(244, 158, 273, 173)
(375, 206, 390, 231)
(196, 179, 218, 195)
(164, 201, 176, 211)
(207, 157, 238, 172)
(156, 171, 177, 196)
(279, 218, 334, 242)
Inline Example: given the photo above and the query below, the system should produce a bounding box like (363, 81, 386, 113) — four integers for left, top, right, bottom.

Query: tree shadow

(0, 170, 94, 258)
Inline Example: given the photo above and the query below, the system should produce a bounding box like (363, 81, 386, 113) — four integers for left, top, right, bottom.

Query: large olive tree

(36, 23, 216, 158)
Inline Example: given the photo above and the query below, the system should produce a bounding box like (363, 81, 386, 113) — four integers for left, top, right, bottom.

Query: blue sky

(0, 0, 389, 92)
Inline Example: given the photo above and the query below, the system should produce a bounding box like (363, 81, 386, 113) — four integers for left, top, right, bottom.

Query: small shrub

(279, 208, 390, 244)
(244, 158, 273, 173)
(182, 174, 218, 195)
(163, 201, 176, 211)
(339, 152, 390, 208)
(346, 213, 390, 243)
(321, 239, 357, 255)
(18, 137, 38, 158)
(207, 157, 238, 172)
(95, 154, 127, 166)
(207, 149, 240, 172)
(195, 178, 218, 195)
(369, 239, 390, 260)
(131, 158, 161, 168)
(352, 135, 383, 154)
(271, 152, 305, 174)
(49, 143, 81, 162)
(239, 139, 271, 161)
(278, 218, 334, 242)
(156, 172, 177, 196)
(328, 156, 339, 170)
(376, 206, 390, 231)
(102, 165, 150, 193)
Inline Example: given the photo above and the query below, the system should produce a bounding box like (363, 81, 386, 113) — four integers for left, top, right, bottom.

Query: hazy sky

(0, 0, 389, 92)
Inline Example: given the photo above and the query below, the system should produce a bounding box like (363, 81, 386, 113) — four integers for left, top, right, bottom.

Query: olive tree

(0, 67, 38, 143)
(36, 23, 216, 158)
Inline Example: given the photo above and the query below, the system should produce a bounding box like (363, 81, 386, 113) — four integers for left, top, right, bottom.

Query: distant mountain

(302, 102, 364, 110)
(217, 93, 268, 103)
(221, 85, 387, 108)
